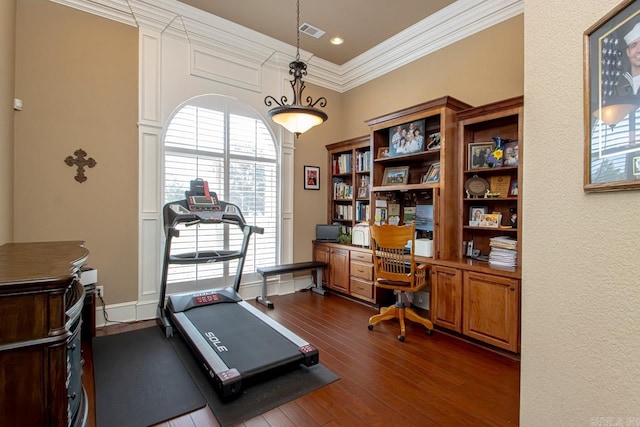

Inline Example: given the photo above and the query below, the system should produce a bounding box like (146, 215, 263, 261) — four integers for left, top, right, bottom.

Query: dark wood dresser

(0, 241, 89, 426)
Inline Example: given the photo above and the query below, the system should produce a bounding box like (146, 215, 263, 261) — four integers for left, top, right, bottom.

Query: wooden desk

(0, 241, 89, 426)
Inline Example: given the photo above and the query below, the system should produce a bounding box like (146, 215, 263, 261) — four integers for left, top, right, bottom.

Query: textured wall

(0, 0, 15, 245)
(521, 1, 640, 424)
(14, 0, 138, 304)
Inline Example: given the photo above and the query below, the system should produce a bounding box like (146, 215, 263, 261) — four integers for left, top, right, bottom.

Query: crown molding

(51, 0, 523, 93)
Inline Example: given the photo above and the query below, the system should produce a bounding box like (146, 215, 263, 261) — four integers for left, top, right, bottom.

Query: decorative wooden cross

(64, 149, 97, 183)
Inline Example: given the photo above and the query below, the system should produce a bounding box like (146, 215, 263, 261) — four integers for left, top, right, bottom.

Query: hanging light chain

(296, 0, 301, 61)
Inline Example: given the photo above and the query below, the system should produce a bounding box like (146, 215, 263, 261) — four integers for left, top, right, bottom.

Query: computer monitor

(315, 224, 341, 242)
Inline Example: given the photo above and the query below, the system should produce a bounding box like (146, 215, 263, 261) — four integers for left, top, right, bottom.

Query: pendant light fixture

(264, 0, 327, 137)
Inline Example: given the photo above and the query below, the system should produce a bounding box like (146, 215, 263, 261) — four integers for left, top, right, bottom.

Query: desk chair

(368, 222, 434, 342)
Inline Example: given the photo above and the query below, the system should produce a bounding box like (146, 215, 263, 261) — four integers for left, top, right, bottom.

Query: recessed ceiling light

(330, 36, 344, 45)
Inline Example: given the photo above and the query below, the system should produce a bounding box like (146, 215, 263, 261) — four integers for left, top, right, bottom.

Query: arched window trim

(160, 94, 280, 295)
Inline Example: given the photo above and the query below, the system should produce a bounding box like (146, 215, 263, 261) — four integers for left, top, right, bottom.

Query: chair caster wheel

(426, 329, 433, 336)
(368, 324, 374, 330)
(398, 335, 405, 342)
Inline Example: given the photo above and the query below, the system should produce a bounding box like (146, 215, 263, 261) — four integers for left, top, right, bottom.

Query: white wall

(521, 1, 640, 424)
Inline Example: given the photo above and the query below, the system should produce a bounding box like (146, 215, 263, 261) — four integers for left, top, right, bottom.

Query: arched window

(162, 95, 278, 292)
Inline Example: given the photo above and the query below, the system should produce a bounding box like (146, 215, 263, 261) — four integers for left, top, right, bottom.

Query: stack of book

(489, 236, 517, 268)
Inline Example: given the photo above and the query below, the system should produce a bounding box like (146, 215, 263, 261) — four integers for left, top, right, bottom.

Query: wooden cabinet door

(312, 243, 330, 286)
(463, 271, 520, 352)
(329, 248, 350, 293)
(432, 266, 462, 332)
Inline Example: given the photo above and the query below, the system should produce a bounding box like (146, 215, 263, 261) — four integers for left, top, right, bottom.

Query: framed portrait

(503, 140, 519, 166)
(357, 185, 369, 199)
(469, 206, 488, 227)
(509, 178, 519, 197)
(468, 142, 496, 170)
(377, 147, 390, 159)
(584, 0, 640, 192)
(382, 166, 409, 186)
(427, 132, 441, 151)
(304, 165, 320, 190)
(421, 162, 441, 183)
(388, 119, 427, 157)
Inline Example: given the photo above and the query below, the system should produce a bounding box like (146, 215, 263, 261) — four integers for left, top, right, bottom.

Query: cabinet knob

(509, 286, 515, 291)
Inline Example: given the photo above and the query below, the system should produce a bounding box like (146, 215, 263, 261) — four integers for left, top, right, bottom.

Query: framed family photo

(388, 119, 427, 157)
(468, 142, 495, 170)
(584, 0, 640, 192)
(304, 165, 320, 190)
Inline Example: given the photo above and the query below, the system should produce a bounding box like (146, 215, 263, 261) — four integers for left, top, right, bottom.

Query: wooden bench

(256, 261, 328, 308)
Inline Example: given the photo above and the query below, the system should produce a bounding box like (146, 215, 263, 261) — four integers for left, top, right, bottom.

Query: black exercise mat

(93, 327, 206, 427)
(170, 328, 340, 427)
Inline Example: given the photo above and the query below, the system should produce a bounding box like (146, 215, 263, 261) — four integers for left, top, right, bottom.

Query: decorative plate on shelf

(464, 175, 490, 197)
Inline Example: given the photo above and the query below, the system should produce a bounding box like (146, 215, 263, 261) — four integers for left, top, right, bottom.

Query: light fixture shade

(264, 0, 327, 138)
(268, 105, 328, 136)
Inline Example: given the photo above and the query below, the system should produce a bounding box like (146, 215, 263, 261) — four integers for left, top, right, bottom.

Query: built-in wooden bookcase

(456, 96, 523, 266)
(325, 135, 371, 233)
(365, 96, 472, 260)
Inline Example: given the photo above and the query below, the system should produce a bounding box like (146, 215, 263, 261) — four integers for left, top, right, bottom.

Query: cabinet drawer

(350, 261, 373, 280)
(350, 277, 373, 300)
(350, 251, 372, 263)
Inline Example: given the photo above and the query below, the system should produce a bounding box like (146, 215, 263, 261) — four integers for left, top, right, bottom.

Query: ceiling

(178, 0, 457, 65)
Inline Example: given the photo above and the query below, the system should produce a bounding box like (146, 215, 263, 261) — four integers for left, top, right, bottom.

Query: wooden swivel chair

(368, 222, 434, 341)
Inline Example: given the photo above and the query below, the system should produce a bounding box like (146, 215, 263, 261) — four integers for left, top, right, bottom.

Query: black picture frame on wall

(304, 165, 320, 190)
(584, 0, 640, 192)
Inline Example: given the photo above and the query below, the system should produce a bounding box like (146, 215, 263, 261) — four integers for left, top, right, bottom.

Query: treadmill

(156, 179, 319, 399)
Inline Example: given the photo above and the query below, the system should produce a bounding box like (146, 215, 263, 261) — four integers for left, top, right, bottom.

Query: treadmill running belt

(184, 303, 303, 376)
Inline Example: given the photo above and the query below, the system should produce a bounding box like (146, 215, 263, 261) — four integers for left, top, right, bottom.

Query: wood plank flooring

(84, 291, 520, 426)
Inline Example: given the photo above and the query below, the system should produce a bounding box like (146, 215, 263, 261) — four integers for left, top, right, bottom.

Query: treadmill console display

(188, 194, 220, 211)
(194, 293, 222, 306)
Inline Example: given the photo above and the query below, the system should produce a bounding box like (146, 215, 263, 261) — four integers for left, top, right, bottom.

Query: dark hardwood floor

(84, 291, 520, 426)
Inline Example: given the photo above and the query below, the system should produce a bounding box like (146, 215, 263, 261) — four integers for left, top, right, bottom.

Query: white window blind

(163, 99, 277, 290)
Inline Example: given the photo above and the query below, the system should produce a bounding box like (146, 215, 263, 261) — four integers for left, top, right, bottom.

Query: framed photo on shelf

(382, 166, 410, 186)
(479, 213, 501, 228)
(468, 142, 496, 169)
(427, 132, 441, 150)
(584, 0, 640, 192)
(377, 147, 390, 159)
(503, 140, 519, 166)
(509, 178, 519, 197)
(469, 206, 488, 226)
(421, 162, 441, 183)
(388, 119, 427, 157)
(303, 165, 320, 190)
(357, 185, 369, 199)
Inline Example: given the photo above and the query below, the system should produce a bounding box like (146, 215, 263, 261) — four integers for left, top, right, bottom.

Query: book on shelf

(333, 153, 352, 174)
(403, 206, 416, 224)
(356, 150, 371, 172)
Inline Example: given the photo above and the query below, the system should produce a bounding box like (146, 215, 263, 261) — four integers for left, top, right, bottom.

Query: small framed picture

(357, 185, 368, 199)
(479, 213, 501, 228)
(377, 147, 390, 159)
(427, 132, 441, 150)
(468, 142, 496, 170)
(469, 206, 488, 226)
(421, 162, 441, 183)
(503, 140, 519, 166)
(304, 165, 320, 190)
(382, 166, 410, 186)
(509, 178, 519, 197)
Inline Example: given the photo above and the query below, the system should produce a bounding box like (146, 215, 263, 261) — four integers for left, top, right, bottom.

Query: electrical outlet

(96, 286, 104, 298)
